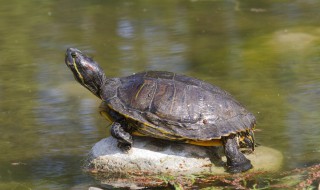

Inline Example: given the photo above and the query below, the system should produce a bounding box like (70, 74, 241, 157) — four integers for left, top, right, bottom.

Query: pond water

(0, 0, 320, 189)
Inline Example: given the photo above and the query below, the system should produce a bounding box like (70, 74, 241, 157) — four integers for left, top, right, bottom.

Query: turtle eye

(71, 52, 77, 58)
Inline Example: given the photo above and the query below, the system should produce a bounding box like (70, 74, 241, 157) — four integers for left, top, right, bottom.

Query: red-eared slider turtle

(65, 48, 256, 173)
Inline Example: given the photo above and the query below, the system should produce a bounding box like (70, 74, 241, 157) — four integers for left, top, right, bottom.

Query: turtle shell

(101, 71, 255, 141)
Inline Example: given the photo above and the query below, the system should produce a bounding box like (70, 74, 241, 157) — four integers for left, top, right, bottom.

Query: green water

(0, 0, 319, 189)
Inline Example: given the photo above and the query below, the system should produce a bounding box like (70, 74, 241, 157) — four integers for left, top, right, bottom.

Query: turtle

(64, 48, 256, 173)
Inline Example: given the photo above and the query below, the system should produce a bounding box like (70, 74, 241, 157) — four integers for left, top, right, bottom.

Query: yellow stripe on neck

(72, 58, 85, 84)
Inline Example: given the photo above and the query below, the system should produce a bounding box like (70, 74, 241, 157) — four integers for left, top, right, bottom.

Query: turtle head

(65, 48, 106, 98)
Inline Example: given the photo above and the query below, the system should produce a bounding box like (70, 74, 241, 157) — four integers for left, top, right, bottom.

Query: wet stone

(84, 136, 283, 189)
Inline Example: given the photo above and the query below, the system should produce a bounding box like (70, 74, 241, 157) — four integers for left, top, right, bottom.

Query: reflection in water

(116, 10, 189, 75)
(35, 84, 99, 154)
(117, 18, 138, 75)
(117, 18, 135, 39)
(31, 62, 98, 188)
(286, 72, 320, 168)
(36, 89, 68, 127)
(35, 88, 97, 135)
(222, 1, 245, 77)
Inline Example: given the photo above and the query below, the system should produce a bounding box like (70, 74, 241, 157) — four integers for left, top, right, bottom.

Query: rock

(88, 187, 104, 190)
(270, 31, 316, 51)
(84, 136, 283, 189)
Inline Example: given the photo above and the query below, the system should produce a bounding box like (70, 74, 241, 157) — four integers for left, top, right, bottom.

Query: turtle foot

(227, 159, 252, 173)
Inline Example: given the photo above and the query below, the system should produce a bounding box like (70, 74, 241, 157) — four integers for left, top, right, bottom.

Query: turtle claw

(117, 142, 132, 153)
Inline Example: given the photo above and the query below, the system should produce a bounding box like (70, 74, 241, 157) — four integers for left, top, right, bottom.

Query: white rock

(85, 136, 282, 177)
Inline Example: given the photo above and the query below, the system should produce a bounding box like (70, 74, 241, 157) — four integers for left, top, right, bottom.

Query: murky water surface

(0, 0, 320, 189)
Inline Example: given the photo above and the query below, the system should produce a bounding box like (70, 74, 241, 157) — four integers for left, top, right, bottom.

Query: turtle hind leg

(110, 122, 133, 153)
(223, 134, 253, 173)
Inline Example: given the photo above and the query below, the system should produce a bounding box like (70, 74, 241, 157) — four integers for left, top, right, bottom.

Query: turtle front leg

(110, 122, 133, 153)
(223, 134, 253, 173)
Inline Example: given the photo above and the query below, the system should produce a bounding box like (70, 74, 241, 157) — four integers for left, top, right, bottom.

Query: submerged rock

(84, 136, 283, 189)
